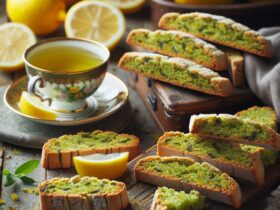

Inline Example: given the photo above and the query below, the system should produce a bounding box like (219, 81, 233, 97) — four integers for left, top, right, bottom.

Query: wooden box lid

(152, 79, 259, 115)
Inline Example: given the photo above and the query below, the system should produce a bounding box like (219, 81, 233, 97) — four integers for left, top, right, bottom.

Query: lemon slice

(73, 152, 129, 179)
(106, 0, 146, 14)
(65, 1, 126, 51)
(19, 91, 57, 120)
(0, 23, 36, 72)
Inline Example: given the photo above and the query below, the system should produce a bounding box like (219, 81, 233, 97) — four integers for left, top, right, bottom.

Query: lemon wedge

(19, 91, 57, 120)
(106, 0, 146, 14)
(65, 1, 125, 51)
(73, 152, 129, 179)
(0, 23, 36, 72)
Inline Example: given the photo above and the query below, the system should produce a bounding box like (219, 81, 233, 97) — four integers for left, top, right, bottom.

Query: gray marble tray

(0, 86, 132, 149)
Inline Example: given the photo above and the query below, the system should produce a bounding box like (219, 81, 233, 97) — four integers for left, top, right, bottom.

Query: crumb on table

(10, 193, 19, 202)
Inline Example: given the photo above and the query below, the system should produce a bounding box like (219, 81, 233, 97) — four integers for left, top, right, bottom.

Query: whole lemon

(6, 0, 66, 35)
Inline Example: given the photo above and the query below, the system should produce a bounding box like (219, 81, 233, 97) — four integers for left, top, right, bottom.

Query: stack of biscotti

(189, 113, 280, 150)
(119, 12, 272, 97)
(41, 130, 140, 169)
(151, 187, 205, 210)
(236, 106, 279, 167)
(157, 106, 279, 186)
(39, 175, 129, 210)
(157, 131, 265, 185)
(134, 156, 242, 208)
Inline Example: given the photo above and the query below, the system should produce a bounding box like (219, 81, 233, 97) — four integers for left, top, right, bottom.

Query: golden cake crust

(157, 131, 265, 185)
(41, 130, 140, 169)
(134, 156, 242, 208)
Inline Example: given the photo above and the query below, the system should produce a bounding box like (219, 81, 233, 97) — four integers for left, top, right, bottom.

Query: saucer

(4, 73, 128, 126)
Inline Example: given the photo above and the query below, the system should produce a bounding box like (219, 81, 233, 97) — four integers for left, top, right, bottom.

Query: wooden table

(0, 2, 277, 210)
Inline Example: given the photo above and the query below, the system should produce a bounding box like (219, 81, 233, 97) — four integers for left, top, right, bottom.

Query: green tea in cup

(24, 38, 110, 112)
(28, 45, 103, 72)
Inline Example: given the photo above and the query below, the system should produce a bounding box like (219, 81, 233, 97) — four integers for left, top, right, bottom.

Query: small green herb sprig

(3, 160, 40, 187)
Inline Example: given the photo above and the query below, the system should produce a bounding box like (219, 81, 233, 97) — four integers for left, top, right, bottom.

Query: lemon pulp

(65, 1, 125, 51)
(0, 23, 36, 72)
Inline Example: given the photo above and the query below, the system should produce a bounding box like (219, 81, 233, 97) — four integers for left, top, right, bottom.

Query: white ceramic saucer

(4, 73, 128, 126)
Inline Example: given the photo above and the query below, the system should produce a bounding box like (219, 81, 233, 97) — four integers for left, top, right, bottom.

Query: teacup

(23, 38, 110, 112)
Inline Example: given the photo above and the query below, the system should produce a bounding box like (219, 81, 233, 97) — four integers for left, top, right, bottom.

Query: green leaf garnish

(19, 176, 36, 185)
(3, 169, 11, 176)
(15, 160, 40, 175)
(3, 160, 40, 187)
(4, 175, 15, 187)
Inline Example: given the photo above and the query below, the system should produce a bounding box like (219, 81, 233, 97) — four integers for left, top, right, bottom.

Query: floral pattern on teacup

(54, 81, 100, 103)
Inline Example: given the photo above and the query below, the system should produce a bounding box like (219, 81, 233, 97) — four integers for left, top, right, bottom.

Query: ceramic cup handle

(27, 75, 52, 106)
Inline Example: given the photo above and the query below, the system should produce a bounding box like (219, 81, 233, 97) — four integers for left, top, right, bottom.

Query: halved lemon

(106, 0, 146, 14)
(65, 1, 126, 51)
(0, 23, 36, 72)
(73, 152, 129, 179)
(19, 91, 57, 120)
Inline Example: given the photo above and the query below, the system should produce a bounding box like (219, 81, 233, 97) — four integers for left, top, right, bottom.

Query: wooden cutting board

(124, 145, 280, 210)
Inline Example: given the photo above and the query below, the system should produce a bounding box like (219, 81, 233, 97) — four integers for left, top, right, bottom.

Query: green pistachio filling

(162, 15, 262, 50)
(162, 133, 254, 167)
(236, 107, 277, 131)
(236, 106, 278, 166)
(195, 115, 271, 142)
(158, 187, 205, 210)
(130, 30, 214, 63)
(122, 55, 219, 92)
(140, 159, 231, 190)
(49, 130, 133, 152)
(240, 145, 278, 166)
(40, 176, 120, 195)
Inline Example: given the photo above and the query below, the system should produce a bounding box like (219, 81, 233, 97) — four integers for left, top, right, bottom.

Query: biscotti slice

(39, 175, 129, 210)
(225, 49, 245, 87)
(159, 12, 272, 57)
(189, 114, 280, 150)
(135, 156, 242, 208)
(127, 29, 227, 71)
(41, 130, 140, 169)
(118, 52, 234, 97)
(236, 106, 279, 166)
(151, 187, 205, 210)
(157, 132, 264, 185)
(236, 106, 278, 131)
